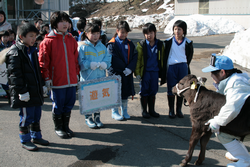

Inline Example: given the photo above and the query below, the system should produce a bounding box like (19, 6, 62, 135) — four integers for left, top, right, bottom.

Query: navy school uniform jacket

(107, 37, 138, 99)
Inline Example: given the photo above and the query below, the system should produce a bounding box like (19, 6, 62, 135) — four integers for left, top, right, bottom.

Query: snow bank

(164, 14, 245, 36)
(222, 28, 250, 69)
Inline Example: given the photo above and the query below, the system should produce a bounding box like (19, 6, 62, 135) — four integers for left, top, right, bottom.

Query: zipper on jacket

(63, 35, 71, 86)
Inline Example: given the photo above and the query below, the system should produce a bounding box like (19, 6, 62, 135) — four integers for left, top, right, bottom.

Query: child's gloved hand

(123, 68, 132, 76)
(45, 80, 52, 91)
(19, 92, 30, 102)
(136, 75, 141, 81)
(99, 62, 107, 70)
(90, 62, 100, 70)
(205, 119, 220, 134)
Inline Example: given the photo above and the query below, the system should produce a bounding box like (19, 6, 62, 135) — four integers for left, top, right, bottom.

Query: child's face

(56, 20, 69, 33)
(9, 33, 15, 41)
(144, 31, 156, 43)
(0, 14, 4, 23)
(86, 31, 100, 44)
(1, 35, 9, 44)
(43, 26, 50, 34)
(35, 20, 43, 29)
(211, 70, 226, 84)
(116, 28, 128, 40)
(20, 32, 37, 47)
(174, 26, 184, 39)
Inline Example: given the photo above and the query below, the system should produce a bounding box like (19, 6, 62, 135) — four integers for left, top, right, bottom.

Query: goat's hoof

(179, 162, 187, 167)
(194, 160, 202, 166)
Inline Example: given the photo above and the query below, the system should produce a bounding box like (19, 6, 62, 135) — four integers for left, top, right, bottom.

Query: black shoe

(176, 96, 184, 118)
(31, 138, 49, 146)
(53, 113, 69, 139)
(148, 96, 160, 118)
(142, 111, 150, 118)
(22, 141, 38, 151)
(168, 95, 176, 119)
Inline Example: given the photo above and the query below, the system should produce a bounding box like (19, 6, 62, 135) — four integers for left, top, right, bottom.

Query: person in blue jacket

(78, 23, 111, 128)
(106, 21, 138, 121)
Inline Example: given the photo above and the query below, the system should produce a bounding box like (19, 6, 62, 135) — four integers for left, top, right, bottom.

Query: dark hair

(41, 23, 49, 29)
(92, 19, 102, 28)
(17, 23, 39, 37)
(22, 20, 29, 24)
(35, 18, 43, 24)
(39, 29, 47, 36)
(114, 21, 131, 37)
(50, 11, 71, 29)
(36, 35, 43, 41)
(77, 17, 86, 32)
(81, 23, 100, 41)
(211, 68, 242, 78)
(173, 20, 187, 37)
(142, 23, 156, 34)
(0, 30, 9, 38)
(0, 11, 6, 23)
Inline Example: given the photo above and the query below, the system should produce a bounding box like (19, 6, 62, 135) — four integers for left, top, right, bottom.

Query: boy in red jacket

(39, 11, 79, 139)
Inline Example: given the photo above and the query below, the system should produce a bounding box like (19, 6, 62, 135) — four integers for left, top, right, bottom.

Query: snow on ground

(222, 28, 250, 69)
(164, 14, 245, 36)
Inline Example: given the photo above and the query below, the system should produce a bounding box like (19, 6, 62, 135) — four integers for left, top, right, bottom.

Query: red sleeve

(39, 39, 51, 81)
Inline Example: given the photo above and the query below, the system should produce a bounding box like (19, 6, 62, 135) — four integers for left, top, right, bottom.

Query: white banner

(78, 75, 122, 115)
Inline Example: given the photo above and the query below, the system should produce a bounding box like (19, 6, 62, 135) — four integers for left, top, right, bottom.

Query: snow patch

(140, 0, 150, 6)
(141, 9, 148, 12)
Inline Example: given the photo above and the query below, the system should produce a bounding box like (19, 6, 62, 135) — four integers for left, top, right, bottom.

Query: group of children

(1, 9, 250, 167)
(2, 10, 192, 151)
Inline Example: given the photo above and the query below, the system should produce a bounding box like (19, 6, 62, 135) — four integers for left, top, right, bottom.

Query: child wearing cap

(202, 54, 250, 167)
(162, 20, 193, 119)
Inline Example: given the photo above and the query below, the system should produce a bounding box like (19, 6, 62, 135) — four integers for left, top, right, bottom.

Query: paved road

(0, 30, 249, 167)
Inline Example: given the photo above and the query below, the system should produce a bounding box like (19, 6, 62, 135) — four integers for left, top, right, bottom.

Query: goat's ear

(197, 77, 207, 86)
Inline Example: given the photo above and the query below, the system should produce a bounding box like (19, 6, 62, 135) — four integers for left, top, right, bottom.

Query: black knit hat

(0, 11, 6, 23)
(172, 20, 187, 37)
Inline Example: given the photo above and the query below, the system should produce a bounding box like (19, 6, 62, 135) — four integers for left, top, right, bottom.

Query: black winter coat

(107, 37, 138, 99)
(161, 37, 193, 85)
(5, 41, 44, 108)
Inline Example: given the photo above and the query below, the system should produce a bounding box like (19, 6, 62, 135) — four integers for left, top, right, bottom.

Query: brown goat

(172, 74, 250, 166)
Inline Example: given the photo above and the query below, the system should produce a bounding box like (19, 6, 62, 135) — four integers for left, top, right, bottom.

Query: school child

(34, 18, 43, 31)
(78, 23, 111, 128)
(0, 30, 11, 51)
(135, 23, 164, 118)
(35, 35, 43, 55)
(77, 17, 86, 41)
(107, 21, 138, 121)
(92, 19, 108, 45)
(0, 11, 12, 31)
(162, 20, 193, 119)
(68, 19, 79, 41)
(4, 23, 49, 151)
(40, 23, 50, 34)
(39, 11, 79, 139)
(202, 55, 250, 167)
(8, 29, 16, 45)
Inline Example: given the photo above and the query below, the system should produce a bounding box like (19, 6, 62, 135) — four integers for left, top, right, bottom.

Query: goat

(172, 74, 250, 166)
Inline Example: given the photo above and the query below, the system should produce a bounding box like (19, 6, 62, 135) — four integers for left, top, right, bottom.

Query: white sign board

(78, 75, 122, 115)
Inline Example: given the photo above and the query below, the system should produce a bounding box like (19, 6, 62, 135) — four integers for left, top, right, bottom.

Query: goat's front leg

(180, 127, 202, 167)
(194, 131, 212, 165)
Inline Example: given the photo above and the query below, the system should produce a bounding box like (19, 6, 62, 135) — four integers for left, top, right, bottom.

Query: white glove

(19, 92, 30, 102)
(45, 80, 52, 91)
(205, 119, 220, 134)
(123, 68, 132, 76)
(99, 62, 107, 70)
(136, 75, 141, 81)
(90, 62, 100, 70)
(43, 86, 48, 95)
